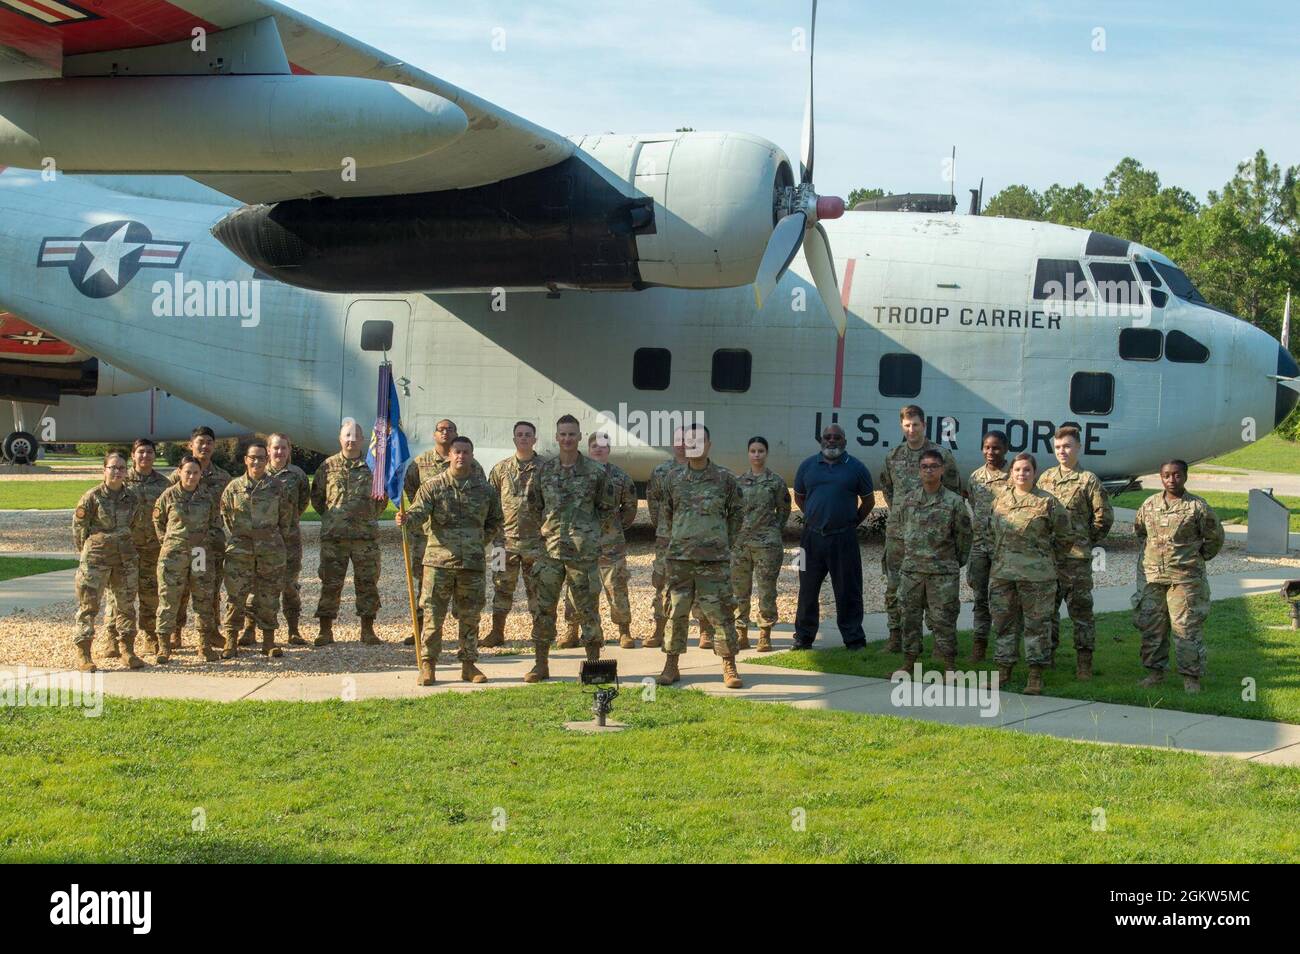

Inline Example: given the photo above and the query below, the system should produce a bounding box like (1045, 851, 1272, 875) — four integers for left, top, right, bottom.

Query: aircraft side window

(879, 353, 922, 399)
(1165, 330, 1210, 363)
(711, 349, 752, 393)
(360, 320, 393, 352)
(1069, 372, 1114, 415)
(1119, 328, 1162, 361)
(1033, 259, 1092, 302)
(633, 347, 671, 390)
(1089, 262, 1142, 307)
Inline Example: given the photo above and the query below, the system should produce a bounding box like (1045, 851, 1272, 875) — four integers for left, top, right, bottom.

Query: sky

(288, 0, 1299, 205)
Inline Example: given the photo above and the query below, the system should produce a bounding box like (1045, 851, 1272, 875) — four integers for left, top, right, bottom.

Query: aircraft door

(340, 299, 412, 428)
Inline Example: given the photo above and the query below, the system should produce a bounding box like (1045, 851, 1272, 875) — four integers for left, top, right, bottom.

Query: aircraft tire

(2, 431, 38, 465)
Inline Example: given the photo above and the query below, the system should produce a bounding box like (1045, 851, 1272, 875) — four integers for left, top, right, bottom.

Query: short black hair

(556, 413, 580, 429)
(178, 454, 201, 469)
(982, 430, 1008, 448)
(1161, 459, 1189, 474)
(451, 435, 474, 450)
(244, 439, 268, 456)
(919, 448, 944, 466)
(747, 435, 768, 450)
(190, 426, 216, 440)
(132, 437, 156, 452)
(513, 421, 536, 435)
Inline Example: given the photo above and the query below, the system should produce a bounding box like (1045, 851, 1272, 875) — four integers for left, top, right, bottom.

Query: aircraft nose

(1276, 343, 1299, 427)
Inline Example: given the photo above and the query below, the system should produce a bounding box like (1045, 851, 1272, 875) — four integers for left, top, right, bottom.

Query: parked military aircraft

(0, 0, 1292, 487)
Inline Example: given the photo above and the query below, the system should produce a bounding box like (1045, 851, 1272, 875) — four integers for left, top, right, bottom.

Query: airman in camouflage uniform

(989, 454, 1073, 695)
(966, 431, 1011, 661)
(646, 431, 686, 648)
(312, 420, 388, 645)
(731, 437, 791, 653)
(166, 426, 231, 648)
(562, 432, 638, 647)
(656, 424, 745, 688)
(220, 440, 293, 658)
(398, 436, 504, 685)
(879, 406, 962, 652)
(896, 449, 972, 674)
(265, 433, 311, 644)
(72, 453, 145, 672)
(1132, 460, 1224, 693)
(153, 456, 223, 663)
(104, 439, 169, 657)
(486, 421, 545, 648)
(522, 415, 613, 683)
(1036, 425, 1113, 678)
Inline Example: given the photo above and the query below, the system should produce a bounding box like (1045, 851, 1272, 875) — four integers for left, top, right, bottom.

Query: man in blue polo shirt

(793, 423, 875, 649)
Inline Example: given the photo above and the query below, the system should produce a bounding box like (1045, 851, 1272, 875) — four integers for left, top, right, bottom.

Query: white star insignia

(79, 224, 144, 286)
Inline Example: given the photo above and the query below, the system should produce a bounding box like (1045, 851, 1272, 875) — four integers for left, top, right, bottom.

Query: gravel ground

(3, 502, 1298, 677)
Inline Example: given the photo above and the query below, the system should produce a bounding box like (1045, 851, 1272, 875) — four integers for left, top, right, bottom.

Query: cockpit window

(1166, 330, 1210, 363)
(1133, 259, 1168, 308)
(1153, 263, 1208, 305)
(1089, 262, 1142, 306)
(1033, 259, 1093, 302)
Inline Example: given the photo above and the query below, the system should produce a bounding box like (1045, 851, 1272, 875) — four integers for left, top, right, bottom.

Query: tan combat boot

(480, 611, 507, 648)
(260, 628, 282, 658)
(893, 652, 919, 679)
(971, 637, 988, 662)
(618, 623, 636, 649)
(286, 613, 306, 646)
(524, 641, 550, 683)
(996, 662, 1014, 689)
(417, 658, 436, 686)
(721, 656, 743, 689)
(141, 632, 159, 655)
(75, 640, 97, 673)
(119, 635, 145, 670)
(1076, 649, 1093, 681)
(644, 618, 665, 648)
(557, 620, 580, 649)
(102, 635, 121, 659)
(238, 619, 257, 647)
(756, 627, 773, 652)
(585, 641, 601, 662)
(885, 630, 902, 653)
(1183, 675, 1201, 694)
(221, 629, 238, 659)
(736, 626, 750, 650)
(1024, 664, 1045, 695)
(1138, 669, 1164, 688)
(656, 653, 681, 686)
(461, 661, 488, 684)
(197, 629, 221, 663)
(313, 617, 334, 647)
(698, 622, 715, 651)
(359, 617, 382, 645)
(168, 627, 183, 650)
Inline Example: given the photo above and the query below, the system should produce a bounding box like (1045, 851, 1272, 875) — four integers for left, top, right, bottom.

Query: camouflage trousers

(407, 527, 429, 604)
(666, 559, 738, 657)
(531, 555, 602, 646)
(731, 540, 783, 629)
(565, 549, 631, 627)
(75, 559, 137, 646)
(990, 577, 1057, 666)
(106, 544, 159, 641)
(156, 546, 219, 643)
(175, 538, 222, 634)
(492, 548, 540, 615)
(1134, 578, 1210, 678)
(882, 535, 904, 637)
(966, 548, 993, 641)
(652, 537, 706, 629)
(223, 546, 286, 638)
(316, 537, 381, 620)
(247, 532, 302, 621)
(899, 569, 960, 658)
(1050, 558, 1095, 652)
(420, 565, 485, 662)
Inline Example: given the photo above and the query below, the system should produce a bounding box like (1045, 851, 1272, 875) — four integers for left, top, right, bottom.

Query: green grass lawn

(0, 556, 78, 581)
(1112, 489, 1300, 530)
(1, 685, 1296, 863)
(756, 595, 1300, 724)
(1201, 433, 1300, 474)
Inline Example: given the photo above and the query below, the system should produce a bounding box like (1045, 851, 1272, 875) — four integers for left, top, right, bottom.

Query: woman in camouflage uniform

(731, 437, 791, 652)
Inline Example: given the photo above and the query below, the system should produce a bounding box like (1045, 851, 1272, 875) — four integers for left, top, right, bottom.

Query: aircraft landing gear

(1, 430, 39, 465)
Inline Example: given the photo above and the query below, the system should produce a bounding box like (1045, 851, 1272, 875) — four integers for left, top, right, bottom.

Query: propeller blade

(799, 0, 817, 183)
(1271, 374, 1300, 394)
(753, 211, 807, 309)
(804, 221, 845, 336)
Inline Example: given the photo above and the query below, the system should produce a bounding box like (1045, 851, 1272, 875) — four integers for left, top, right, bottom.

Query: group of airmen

(71, 403, 1224, 695)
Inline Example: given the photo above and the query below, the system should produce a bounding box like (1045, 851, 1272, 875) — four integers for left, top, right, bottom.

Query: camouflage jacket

(663, 461, 743, 562)
(646, 458, 682, 539)
(526, 453, 613, 562)
(879, 442, 962, 538)
(153, 483, 222, 554)
(403, 448, 485, 502)
(967, 463, 1011, 553)
(990, 487, 1072, 582)
(73, 483, 143, 564)
(1036, 465, 1113, 560)
(736, 468, 791, 547)
(310, 453, 387, 540)
(125, 467, 170, 550)
(599, 462, 639, 555)
(268, 462, 311, 538)
(406, 469, 504, 570)
(898, 487, 972, 575)
(488, 453, 546, 554)
(1134, 491, 1224, 585)
(169, 462, 233, 507)
(221, 473, 292, 556)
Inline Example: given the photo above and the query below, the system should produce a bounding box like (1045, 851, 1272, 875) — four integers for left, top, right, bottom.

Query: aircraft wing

(0, 0, 574, 203)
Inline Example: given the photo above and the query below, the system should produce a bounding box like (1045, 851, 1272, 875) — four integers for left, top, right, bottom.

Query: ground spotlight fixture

(579, 659, 619, 726)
